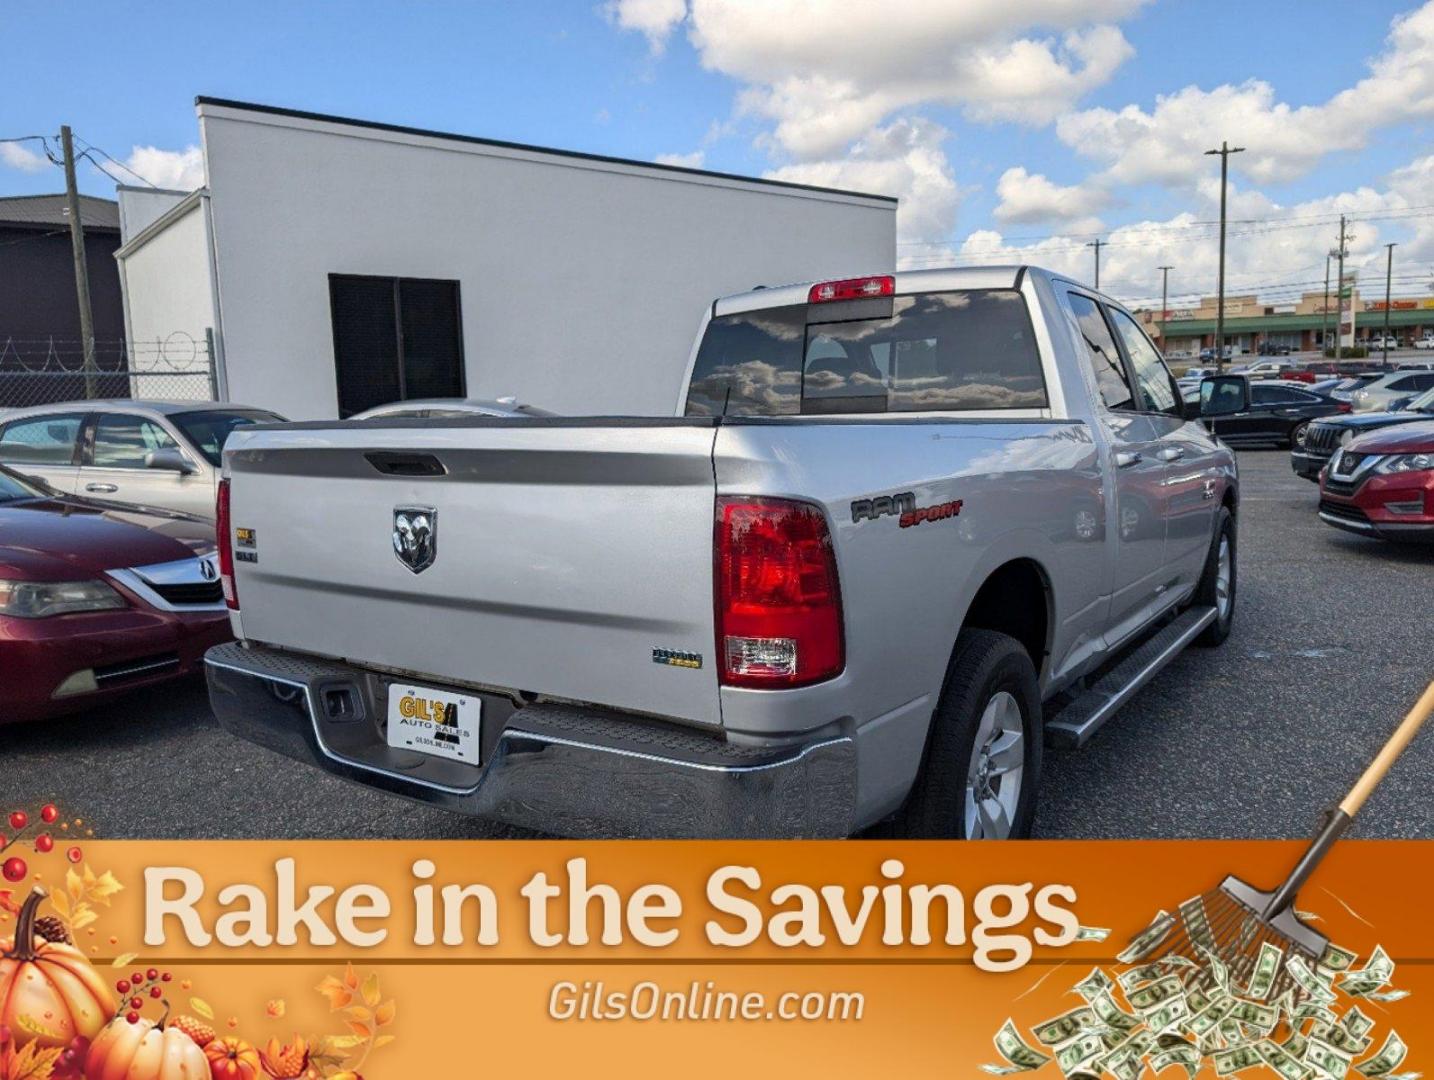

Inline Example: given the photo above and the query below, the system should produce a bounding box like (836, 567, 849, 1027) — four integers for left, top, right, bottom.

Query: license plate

(386, 684, 480, 764)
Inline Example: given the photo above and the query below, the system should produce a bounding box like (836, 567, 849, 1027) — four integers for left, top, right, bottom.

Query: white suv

(1349, 370, 1434, 412)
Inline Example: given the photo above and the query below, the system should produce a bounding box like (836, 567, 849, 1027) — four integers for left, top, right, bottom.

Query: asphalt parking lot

(5, 449, 1431, 840)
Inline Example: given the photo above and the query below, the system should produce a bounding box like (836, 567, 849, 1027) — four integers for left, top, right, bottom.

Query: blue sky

(4, 1, 1433, 305)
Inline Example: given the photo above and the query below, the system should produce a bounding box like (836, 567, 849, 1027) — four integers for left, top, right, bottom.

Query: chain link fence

(0, 332, 218, 413)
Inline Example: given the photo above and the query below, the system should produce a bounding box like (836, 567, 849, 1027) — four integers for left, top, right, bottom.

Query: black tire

(1192, 506, 1236, 646)
(881, 629, 1042, 839)
(1289, 420, 1310, 449)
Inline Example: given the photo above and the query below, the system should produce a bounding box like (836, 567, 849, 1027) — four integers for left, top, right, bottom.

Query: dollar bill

(1319, 943, 1358, 973)
(1227, 998, 1278, 1029)
(1179, 896, 1217, 952)
(1056, 1033, 1107, 1075)
(1091, 990, 1141, 1034)
(1186, 985, 1212, 1015)
(1187, 997, 1237, 1039)
(1075, 925, 1112, 942)
(1288, 955, 1339, 1005)
(1033, 1006, 1099, 1047)
(1146, 996, 1191, 1034)
(1151, 1044, 1200, 1078)
(1200, 945, 1232, 993)
(1213, 1044, 1264, 1075)
(1259, 1038, 1313, 1080)
(1355, 1032, 1407, 1078)
(1283, 1031, 1310, 1060)
(1342, 1007, 1376, 1040)
(1294, 1001, 1339, 1028)
(1073, 967, 1114, 1002)
(1307, 1037, 1354, 1079)
(1362, 989, 1409, 1003)
(1246, 941, 1284, 1001)
(1118, 911, 1176, 964)
(985, 1018, 1054, 1074)
(1340, 946, 1394, 996)
(1119, 963, 1169, 992)
(1128, 975, 1185, 1014)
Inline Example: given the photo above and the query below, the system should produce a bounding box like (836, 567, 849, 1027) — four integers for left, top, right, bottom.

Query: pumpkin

(204, 1036, 262, 1080)
(0, 887, 114, 1049)
(84, 1014, 209, 1080)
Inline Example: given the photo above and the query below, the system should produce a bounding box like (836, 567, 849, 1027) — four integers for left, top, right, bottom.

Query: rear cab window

(684, 289, 1047, 417)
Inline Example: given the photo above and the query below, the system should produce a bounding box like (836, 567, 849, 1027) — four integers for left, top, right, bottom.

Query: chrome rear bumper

(204, 642, 856, 838)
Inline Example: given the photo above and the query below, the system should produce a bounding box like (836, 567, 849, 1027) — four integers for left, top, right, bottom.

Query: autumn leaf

(344, 1020, 371, 1040)
(45, 891, 68, 919)
(111, 952, 138, 968)
(70, 908, 98, 931)
(320, 1035, 365, 1053)
(342, 1006, 371, 1025)
(86, 868, 124, 905)
(190, 997, 215, 1020)
(315, 975, 353, 1010)
(65, 868, 83, 904)
(342, 962, 358, 990)
(265, 999, 286, 1019)
(0, 890, 19, 917)
(373, 999, 395, 1027)
(373, 1034, 396, 1049)
(3, 1041, 64, 1080)
(360, 972, 381, 1008)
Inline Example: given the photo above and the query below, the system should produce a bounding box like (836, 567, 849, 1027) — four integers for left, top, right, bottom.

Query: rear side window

(1066, 293, 1133, 410)
(0, 414, 84, 465)
(684, 289, 1046, 416)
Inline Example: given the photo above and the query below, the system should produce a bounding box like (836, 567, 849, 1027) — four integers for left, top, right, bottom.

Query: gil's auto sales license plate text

(387, 684, 480, 763)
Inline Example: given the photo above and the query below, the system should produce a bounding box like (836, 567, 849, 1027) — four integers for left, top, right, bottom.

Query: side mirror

(1200, 374, 1249, 418)
(144, 447, 197, 474)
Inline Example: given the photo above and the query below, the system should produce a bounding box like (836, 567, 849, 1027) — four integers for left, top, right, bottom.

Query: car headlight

(1375, 453, 1434, 474)
(0, 579, 127, 618)
(1340, 429, 1357, 447)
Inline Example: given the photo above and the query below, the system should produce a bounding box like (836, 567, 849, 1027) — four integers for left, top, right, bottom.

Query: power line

(74, 135, 159, 189)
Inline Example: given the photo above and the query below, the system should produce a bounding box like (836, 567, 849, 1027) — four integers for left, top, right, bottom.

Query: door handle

(85, 483, 118, 494)
(1155, 445, 1185, 462)
(1114, 451, 1143, 468)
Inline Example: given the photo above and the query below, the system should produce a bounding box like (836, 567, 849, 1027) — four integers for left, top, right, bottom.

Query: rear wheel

(1193, 506, 1235, 646)
(881, 629, 1042, 839)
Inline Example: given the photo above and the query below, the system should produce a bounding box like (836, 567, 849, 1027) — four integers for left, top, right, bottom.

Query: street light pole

(1320, 255, 1331, 357)
(1205, 141, 1244, 373)
(1158, 265, 1173, 353)
(1086, 238, 1105, 289)
(1383, 242, 1397, 369)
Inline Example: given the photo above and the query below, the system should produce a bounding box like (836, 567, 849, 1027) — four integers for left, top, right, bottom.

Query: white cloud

(1, 141, 50, 173)
(764, 117, 958, 246)
(655, 150, 706, 168)
(1057, 1, 1434, 186)
(124, 145, 205, 191)
(605, 0, 687, 54)
(994, 166, 1109, 233)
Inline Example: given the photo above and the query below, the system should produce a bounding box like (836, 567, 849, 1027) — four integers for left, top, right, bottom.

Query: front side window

(684, 289, 1046, 416)
(90, 414, 180, 469)
(172, 409, 283, 467)
(0, 414, 85, 466)
(1107, 307, 1178, 414)
(1066, 293, 1132, 410)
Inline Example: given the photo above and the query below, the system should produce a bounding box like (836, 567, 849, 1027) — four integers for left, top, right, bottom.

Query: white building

(116, 98, 896, 419)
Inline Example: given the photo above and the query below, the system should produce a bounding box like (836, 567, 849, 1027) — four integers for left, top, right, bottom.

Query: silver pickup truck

(205, 266, 1242, 839)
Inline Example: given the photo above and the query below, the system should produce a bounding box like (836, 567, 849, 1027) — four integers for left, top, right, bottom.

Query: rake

(1134, 680, 1434, 1003)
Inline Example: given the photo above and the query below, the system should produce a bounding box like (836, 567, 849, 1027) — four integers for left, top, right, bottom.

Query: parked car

(1413, 337, 1434, 351)
(1367, 336, 1400, 352)
(0, 465, 231, 723)
(352, 397, 556, 420)
(1349, 370, 1434, 412)
(1292, 386, 1434, 480)
(1256, 342, 1292, 356)
(0, 401, 284, 520)
(205, 266, 1240, 840)
(1307, 378, 1345, 395)
(1195, 380, 1349, 448)
(1318, 420, 1434, 542)
(1180, 367, 1216, 381)
(1327, 375, 1381, 401)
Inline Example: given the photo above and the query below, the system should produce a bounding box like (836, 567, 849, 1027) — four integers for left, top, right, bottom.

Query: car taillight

(216, 478, 239, 610)
(1336, 401, 1352, 413)
(808, 275, 894, 304)
(715, 497, 843, 689)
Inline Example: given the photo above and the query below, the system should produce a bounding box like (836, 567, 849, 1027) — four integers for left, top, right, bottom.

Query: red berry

(40, 804, 58, 824)
(66, 846, 82, 863)
(161, 972, 172, 982)
(150, 986, 162, 999)
(131, 972, 143, 986)
(35, 834, 54, 853)
(116, 980, 130, 994)
(1, 857, 26, 882)
(146, 967, 159, 981)
(8, 811, 26, 831)
(129, 997, 143, 1010)
(126, 1011, 139, 1024)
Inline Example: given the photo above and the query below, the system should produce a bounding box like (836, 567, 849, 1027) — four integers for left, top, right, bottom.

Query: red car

(0, 465, 231, 722)
(1319, 419, 1434, 542)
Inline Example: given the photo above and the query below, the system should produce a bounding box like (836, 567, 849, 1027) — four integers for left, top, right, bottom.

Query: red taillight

(715, 497, 843, 689)
(216, 478, 239, 610)
(1337, 401, 1352, 413)
(808, 275, 894, 304)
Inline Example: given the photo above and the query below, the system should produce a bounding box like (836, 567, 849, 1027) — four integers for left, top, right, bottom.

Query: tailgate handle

(364, 451, 447, 477)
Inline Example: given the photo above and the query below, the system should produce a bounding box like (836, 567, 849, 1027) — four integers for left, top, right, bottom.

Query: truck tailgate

(223, 419, 723, 727)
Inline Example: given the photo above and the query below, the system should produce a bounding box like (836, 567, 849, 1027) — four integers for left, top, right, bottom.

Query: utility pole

(1205, 141, 1244, 373)
(59, 125, 97, 399)
(1332, 216, 1353, 361)
(1086, 238, 1105, 289)
(1320, 255, 1331, 357)
(1157, 265, 1173, 353)
(1382, 242, 1397, 370)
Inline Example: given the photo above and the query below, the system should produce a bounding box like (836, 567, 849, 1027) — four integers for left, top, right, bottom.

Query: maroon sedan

(0, 465, 231, 723)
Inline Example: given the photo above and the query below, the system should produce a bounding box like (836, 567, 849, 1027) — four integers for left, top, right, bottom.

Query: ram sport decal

(851, 493, 963, 528)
